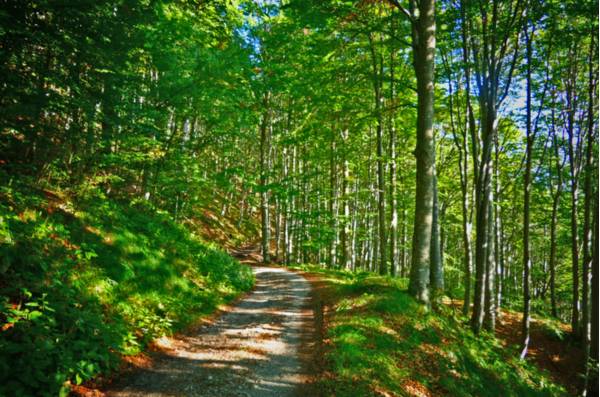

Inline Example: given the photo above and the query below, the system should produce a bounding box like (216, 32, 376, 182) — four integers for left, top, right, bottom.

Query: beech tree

(1, 0, 598, 392)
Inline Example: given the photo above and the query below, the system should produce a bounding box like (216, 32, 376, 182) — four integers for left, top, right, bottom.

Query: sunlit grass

(296, 266, 567, 397)
(0, 182, 254, 396)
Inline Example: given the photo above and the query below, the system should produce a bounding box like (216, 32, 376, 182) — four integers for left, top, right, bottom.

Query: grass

(0, 178, 254, 397)
(292, 265, 568, 397)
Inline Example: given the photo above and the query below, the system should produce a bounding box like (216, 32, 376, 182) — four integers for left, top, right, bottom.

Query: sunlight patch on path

(106, 266, 312, 397)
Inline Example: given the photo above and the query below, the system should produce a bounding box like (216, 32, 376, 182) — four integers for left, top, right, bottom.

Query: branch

(385, 0, 413, 22)
(497, 38, 520, 105)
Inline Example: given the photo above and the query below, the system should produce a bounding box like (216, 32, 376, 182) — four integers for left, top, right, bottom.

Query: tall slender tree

(390, 0, 438, 304)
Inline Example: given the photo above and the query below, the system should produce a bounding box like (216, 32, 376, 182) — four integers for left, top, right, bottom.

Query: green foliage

(298, 266, 567, 397)
(0, 0, 595, 394)
(0, 177, 254, 396)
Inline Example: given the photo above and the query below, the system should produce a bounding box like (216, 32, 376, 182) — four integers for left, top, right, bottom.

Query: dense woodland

(0, 0, 598, 396)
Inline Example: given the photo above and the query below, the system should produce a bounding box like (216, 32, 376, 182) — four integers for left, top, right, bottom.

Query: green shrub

(0, 181, 254, 396)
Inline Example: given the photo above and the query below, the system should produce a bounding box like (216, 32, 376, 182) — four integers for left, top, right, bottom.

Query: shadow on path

(105, 267, 313, 397)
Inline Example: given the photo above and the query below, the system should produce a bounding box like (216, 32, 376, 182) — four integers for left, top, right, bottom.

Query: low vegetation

(0, 176, 254, 396)
(0, 0, 596, 395)
(295, 265, 568, 397)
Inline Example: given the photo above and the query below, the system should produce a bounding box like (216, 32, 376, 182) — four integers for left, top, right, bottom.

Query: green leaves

(0, 178, 255, 395)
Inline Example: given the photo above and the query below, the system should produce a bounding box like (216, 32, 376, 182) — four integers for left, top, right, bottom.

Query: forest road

(106, 266, 314, 397)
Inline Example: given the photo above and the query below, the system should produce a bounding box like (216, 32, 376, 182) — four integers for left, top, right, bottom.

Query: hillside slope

(0, 177, 254, 396)
(296, 266, 571, 397)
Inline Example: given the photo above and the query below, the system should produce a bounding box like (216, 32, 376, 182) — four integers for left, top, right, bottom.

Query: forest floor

(99, 260, 317, 397)
(73, 239, 578, 397)
(290, 265, 575, 397)
(494, 309, 583, 395)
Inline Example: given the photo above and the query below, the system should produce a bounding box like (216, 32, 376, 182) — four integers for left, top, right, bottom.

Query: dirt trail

(105, 266, 314, 397)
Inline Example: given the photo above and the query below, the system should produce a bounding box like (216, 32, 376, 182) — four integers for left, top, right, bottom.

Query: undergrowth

(0, 177, 254, 396)
(292, 265, 567, 397)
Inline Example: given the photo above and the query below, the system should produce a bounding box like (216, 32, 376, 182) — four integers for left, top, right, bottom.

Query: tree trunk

(401, 206, 408, 276)
(340, 129, 352, 270)
(390, 81, 398, 276)
(484, 174, 496, 332)
(430, 169, 443, 306)
(446, 49, 473, 316)
(549, 183, 561, 318)
(274, 196, 281, 260)
(459, 0, 476, 317)
(407, 0, 436, 304)
(368, 33, 388, 275)
(301, 145, 309, 263)
(565, 49, 581, 336)
(464, 0, 523, 335)
(520, 24, 534, 358)
(461, 173, 473, 316)
(329, 129, 338, 268)
(287, 146, 297, 265)
(260, 92, 271, 264)
(389, 25, 398, 276)
(472, 99, 495, 334)
(352, 177, 360, 270)
(568, 117, 580, 337)
(582, 29, 596, 393)
(588, 196, 599, 396)
(494, 133, 503, 318)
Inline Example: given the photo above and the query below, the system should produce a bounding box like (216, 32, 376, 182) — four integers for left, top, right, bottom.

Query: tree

(367, 31, 388, 275)
(389, 0, 439, 305)
(260, 92, 272, 264)
(520, 17, 534, 358)
(465, 0, 524, 334)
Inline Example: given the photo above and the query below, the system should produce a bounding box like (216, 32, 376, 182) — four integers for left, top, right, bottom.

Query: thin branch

(385, 0, 413, 22)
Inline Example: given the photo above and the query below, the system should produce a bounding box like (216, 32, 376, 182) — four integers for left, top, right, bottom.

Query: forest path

(105, 265, 314, 397)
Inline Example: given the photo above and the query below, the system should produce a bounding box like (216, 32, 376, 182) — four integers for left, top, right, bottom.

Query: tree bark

(589, 196, 599, 396)
(329, 128, 338, 268)
(430, 169, 443, 306)
(389, 19, 398, 276)
(494, 133, 503, 318)
(282, 146, 290, 265)
(445, 43, 473, 315)
(468, 0, 522, 334)
(471, 98, 495, 334)
(368, 33, 388, 275)
(260, 92, 271, 264)
(406, 0, 436, 304)
(567, 61, 581, 336)
(582, 29, 596, 393)
(341, 129, 352, 270)
(549, 120, 563, 318)
(484, 171, 496, 332)
(520, 23, 534, 357)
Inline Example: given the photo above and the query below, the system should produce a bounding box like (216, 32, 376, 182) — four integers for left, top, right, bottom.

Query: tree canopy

(0, 0, 598, 395)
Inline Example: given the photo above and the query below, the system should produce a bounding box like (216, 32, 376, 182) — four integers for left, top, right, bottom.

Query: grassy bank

(0, 179, 254, 396)
(295, 265, 568, 397)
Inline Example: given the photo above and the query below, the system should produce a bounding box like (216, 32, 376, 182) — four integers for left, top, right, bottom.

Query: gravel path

(106, 266, 313, 397)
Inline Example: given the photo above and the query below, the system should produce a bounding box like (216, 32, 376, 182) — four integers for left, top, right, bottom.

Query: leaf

(59, 384, 70, 397)
(27, 310, 43, 320)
